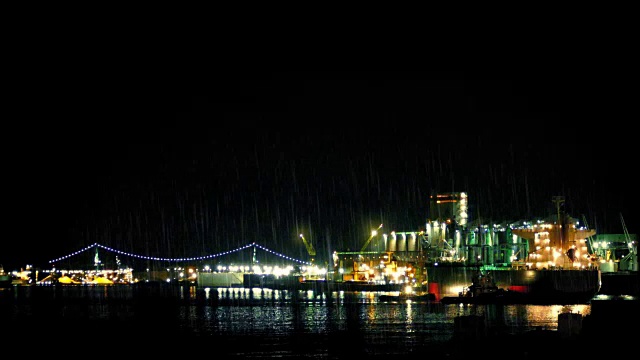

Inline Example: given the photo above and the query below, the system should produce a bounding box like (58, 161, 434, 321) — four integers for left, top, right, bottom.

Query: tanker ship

(328, 193, 605, 304)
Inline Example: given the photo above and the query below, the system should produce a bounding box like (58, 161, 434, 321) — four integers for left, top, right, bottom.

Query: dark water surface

(0, 285, 635, 359)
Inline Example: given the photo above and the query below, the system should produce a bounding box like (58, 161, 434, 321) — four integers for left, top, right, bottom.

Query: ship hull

(378, 293, 436, 302)
(276, 279, 404, 292)
(243, 274, 406, 292)
(427, 265, 601, 305)
(598, 271, 640, 296)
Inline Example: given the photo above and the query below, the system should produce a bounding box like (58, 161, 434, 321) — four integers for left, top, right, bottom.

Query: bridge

(33, 242, 316, 285)
(47, 242, 311, 270)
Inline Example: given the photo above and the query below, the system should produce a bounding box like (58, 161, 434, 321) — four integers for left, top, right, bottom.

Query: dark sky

(4, 71, 636, 270)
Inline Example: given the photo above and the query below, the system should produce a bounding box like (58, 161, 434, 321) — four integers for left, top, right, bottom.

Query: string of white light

(254, 243, 310, 265)
(48, 242, 310, 265)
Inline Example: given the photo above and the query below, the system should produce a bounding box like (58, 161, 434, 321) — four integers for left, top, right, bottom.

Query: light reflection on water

(1, 285, 595, 357)
(175, 300, 456, 343)
(172, 287, 588, 337)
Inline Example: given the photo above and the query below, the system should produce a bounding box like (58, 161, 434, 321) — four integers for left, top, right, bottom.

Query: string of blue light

(48, 242, 311, 265)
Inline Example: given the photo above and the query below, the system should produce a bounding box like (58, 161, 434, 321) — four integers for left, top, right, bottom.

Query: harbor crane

(620, 213, 637, 270)
(299, 234, 316, 263)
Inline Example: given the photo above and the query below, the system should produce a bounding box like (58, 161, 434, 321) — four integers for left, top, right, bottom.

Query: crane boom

(299, 234, 316, 256)
(582, 215, 596, 253)
(621, 213, 631, 243)
(360, 224, 383, 253)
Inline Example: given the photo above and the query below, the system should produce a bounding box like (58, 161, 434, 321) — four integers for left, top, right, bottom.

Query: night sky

(4, 71, 636, 271)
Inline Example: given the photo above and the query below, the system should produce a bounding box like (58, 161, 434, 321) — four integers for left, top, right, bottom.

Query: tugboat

(463, 270, 502, 296)
(440, 270, 524, 304)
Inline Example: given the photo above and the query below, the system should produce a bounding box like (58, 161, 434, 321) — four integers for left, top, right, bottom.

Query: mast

(252, 244, 257, 267)
(94, 247, 102, 271)
(552, 196, 566, 266)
